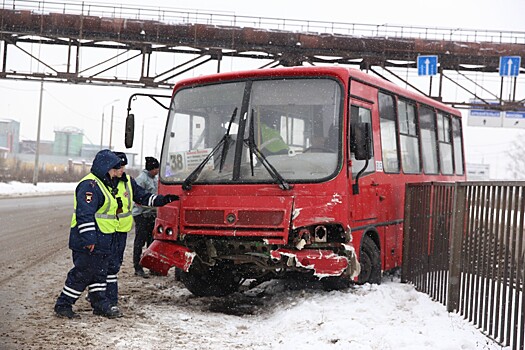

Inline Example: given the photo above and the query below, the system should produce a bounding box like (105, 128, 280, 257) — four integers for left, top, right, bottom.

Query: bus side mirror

(354, 122, 372, 160)
(125, 113, 135, 148)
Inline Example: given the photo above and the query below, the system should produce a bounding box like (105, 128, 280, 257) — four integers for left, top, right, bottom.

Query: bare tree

(506, 135, 525, 180)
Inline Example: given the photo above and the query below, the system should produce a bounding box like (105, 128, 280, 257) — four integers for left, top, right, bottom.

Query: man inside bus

(258, 114, 289, 156)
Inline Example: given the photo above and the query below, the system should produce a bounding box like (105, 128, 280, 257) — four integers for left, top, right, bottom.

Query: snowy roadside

(0, 181, 76, 198)
(0, 180, 508, 349)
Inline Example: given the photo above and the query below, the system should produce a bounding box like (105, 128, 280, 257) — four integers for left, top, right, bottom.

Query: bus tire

(357, 235, 382, 285)
(180, 262, 241, 297)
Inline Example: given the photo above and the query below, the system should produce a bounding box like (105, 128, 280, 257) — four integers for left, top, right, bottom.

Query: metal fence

(403, 182, 525, 350)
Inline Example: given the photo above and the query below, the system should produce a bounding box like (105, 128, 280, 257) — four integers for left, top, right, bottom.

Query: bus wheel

(357, 236, 382, 285)
(180, 262, 241, 297)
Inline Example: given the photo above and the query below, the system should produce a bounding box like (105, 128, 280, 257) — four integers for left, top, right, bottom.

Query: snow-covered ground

(0, 181, 506, 349)
(0, 180, 77, 197)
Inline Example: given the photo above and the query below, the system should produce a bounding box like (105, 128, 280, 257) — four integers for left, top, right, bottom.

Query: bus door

(348, 102, 383, 230)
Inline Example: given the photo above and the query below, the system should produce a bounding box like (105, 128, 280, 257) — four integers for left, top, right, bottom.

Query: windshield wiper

(182, 107, 238, 191)
(244, 109, 291, 191)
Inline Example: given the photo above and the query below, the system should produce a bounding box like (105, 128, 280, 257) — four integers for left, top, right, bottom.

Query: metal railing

(403, 181, 525, 350)
(2, 0, 525, 44)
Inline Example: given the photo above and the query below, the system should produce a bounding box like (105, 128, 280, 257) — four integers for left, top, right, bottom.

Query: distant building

(0, 146, 9, 159)
(2, 120, 138, 168)
(466, 163, 490, 181)
(0, 119, 20, 153)
(20, 139, 54, 155)
(53, 127, 84, 156)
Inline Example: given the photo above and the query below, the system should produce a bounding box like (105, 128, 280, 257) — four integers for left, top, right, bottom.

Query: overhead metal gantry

(1, 0, 524, 111)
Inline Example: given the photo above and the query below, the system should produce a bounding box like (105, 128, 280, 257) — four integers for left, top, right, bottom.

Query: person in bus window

(259, 122, 288, 155)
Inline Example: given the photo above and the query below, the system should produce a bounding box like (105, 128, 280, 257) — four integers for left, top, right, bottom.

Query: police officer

(102, 152, 178, 307)
(54, 149, 124, 319)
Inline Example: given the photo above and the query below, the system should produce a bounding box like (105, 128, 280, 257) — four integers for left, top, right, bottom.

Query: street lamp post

(100, 99, 120, 150)
(32, 81, 44, 186)
(109, 105, 114, 150)
(140, 116, 158, 169)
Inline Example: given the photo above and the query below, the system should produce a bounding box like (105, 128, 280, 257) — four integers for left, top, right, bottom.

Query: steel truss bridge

(1, 0, 525, 111)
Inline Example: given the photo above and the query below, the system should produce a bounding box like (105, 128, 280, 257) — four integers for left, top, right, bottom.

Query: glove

(163, 194, 179, 204)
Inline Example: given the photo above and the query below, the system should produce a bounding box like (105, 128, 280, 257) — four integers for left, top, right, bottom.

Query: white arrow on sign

(425, 58, 430, 75)
(507, 58, 514, 75)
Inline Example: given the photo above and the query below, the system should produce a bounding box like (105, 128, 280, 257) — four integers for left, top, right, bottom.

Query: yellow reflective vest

(71, 173, 119, 234)
(115, 174, 134, 232)
(260, 123, 288, 153)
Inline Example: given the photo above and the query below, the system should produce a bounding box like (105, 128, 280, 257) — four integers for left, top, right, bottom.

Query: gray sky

(1, 0, 524, 177)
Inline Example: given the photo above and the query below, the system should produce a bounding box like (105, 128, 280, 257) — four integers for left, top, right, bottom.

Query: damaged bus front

(135, 67, 367, 296)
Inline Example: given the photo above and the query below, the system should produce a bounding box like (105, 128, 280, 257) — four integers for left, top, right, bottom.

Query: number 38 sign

(169, 148, 213, 172)
(169, 152, 186, 171)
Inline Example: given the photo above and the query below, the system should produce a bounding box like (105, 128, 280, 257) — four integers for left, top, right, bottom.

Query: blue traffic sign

(499, 56, 521, 77)
(506, 111, 525, 119)
(417, 55, 438, 76)
(469, 99, 501, 118)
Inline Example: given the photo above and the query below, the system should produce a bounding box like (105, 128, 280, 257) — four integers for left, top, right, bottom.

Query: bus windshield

(161, 77, 343, 185)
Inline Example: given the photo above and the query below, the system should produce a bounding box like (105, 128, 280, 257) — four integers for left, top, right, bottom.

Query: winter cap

(114, 151, 128, 166)
(145, 156, 160, 171)
(91, 149, 121, 176)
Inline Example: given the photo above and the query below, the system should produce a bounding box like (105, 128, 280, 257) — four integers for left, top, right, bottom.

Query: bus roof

(173, 66, 461, 116)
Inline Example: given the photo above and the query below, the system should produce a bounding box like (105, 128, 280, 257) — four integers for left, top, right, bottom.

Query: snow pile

(0, 181, 76, 197)
(109, 277, 503, 350)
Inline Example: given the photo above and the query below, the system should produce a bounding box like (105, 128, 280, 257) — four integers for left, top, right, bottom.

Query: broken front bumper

(140, 240, 196, 276)
(270, 245, 360, 278)
(140, 240, 360, 279)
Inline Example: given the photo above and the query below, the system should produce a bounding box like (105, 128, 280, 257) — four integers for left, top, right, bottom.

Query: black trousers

(133, 214, 156, 270)
(55, 250, 111, 313)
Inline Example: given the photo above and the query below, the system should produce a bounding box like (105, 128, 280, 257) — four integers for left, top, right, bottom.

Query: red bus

(126, 66, 466, 296)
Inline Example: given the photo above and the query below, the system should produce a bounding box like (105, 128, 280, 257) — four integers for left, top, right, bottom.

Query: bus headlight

(314, 225, 327, 243)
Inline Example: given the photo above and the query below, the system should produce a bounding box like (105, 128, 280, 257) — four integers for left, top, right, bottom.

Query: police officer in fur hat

(54, 149, 124, 319)
(89, 152, 178, 306)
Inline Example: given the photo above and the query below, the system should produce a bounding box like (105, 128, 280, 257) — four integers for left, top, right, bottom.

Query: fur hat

(145, 156, 159, 171)
(114, 152, 128, 166)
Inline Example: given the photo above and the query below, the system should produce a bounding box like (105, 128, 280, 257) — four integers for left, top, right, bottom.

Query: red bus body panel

(140, 66, 465, 279)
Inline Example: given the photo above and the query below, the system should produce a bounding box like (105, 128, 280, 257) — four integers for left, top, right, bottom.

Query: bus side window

(398, 99, 420, 174)
(419, 106, 439, 174)
(437, 112, 454, 175)
(452, 117, 464, 175)
(378, 92, 399, 173)
(350, 105, 375, 178)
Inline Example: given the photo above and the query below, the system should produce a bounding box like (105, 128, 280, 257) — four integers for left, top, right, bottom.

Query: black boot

(54, 305, 80, 319)
(134, 268, 149, 278)
(93, 305, 123, 319)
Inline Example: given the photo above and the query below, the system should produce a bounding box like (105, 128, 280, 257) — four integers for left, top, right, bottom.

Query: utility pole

(109, 105, 114, 150)
(100, 111, 105, 150)
(32, 81, 44, 186)
(140, 122, 145, 169)
(155, 134, 159, 158)
(100, 99, 119, 150)
(140, 116, 158, 169)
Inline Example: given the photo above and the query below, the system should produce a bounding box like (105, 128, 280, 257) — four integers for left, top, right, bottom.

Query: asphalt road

(0, 194, 72, 284)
